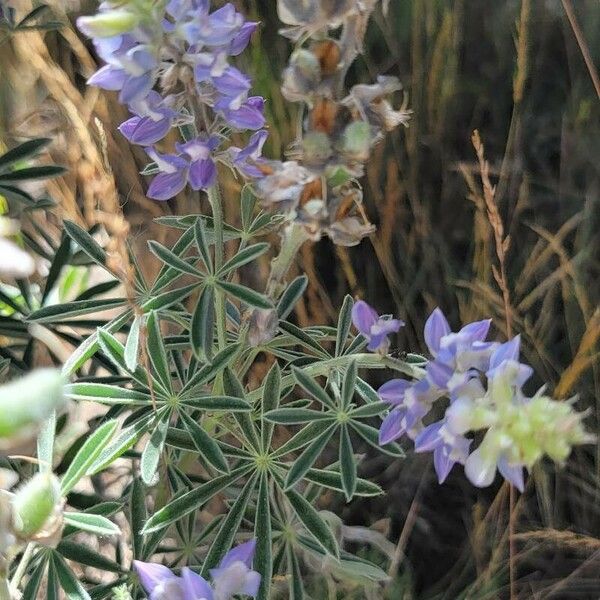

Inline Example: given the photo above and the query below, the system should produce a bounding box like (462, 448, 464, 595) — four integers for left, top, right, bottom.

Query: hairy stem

(207, 185, 227, 350)
(10, 543, 34, 595)
(266, 222, 310, 299)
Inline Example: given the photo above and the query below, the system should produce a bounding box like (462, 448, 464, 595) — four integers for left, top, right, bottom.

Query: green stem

(207, 185, 227, 350)
(266, 223, 310, 299)
(246, 353, 424, 403)
(10, 542, 34, 595)
(0, 577, 10, 600)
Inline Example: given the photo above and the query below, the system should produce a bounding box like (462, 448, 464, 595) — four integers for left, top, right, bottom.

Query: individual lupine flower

(252, 161, 315, 209)
(378, 377, 440, 444)
(423, 308, 498, 390)
(228, 130, 269, 178)
(146, 137, 219, 200)
(210, 539, 261, 600)
(414, 419, 472, 483)
(216, 96, 265, 130)
(342, 76, 412, 132)
(133, 540, 260, 600)
(351, 300, 403, 353)
(134, 561, 186, 600)
(119, 92, 184, 146)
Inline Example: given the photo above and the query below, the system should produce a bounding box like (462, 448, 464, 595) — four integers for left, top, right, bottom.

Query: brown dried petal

(328, 216, 376, 246)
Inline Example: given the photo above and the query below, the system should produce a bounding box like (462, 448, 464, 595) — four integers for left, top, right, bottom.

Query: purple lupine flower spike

(351, 300, 403, 353)
(79, 0, 268, 200)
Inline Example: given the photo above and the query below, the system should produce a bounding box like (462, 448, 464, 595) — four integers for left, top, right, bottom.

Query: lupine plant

(0, 1, 592, 599)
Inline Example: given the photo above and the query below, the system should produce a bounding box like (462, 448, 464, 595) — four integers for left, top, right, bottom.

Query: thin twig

(561, 0, 600, 100)
(472, 130, 518, 599)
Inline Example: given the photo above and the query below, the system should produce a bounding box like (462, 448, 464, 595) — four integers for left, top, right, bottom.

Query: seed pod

(77, 10, 138, 38)
(11, 473, 62, 540)
(0, 369, 65, 447)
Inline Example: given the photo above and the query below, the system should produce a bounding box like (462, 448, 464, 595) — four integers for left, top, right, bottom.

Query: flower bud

(11, 473, 61, 539)
(340, 121, 373, 163)
(302, 131, 332, 166)
(0, 369, 66, 447)
(248, 308, 279, 347)
(76, 10, 138, 38)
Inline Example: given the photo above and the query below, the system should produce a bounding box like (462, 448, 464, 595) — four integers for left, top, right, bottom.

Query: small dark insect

(388, 349, 408, 361)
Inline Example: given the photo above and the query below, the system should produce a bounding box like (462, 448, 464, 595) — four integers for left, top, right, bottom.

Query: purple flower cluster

(355, 302, 590, 491)
(78, 1, 268, 199)
(375, 307, 522, 487)
(134, 539, 260, 600)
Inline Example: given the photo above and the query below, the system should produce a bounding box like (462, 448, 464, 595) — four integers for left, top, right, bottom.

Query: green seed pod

(340, 121, 373, 163)
(77, 10, 139, 38)
(11, 473, 62, 539)
(0, 369, 65, 441)
(302, 131, 332, 165)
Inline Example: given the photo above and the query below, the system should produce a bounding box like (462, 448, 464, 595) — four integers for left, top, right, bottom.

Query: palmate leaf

(140, 410, 170, 485)
(194, 217, 213, 273)
(284, 424, 336, 490)
(89, 413, 154, 475)
(130, 477, 146, 560)
(57, 540, 122, 574)
(65, 382, 153, 406)
(148, 239, 204, 278)
(0, 138, 50, 169)
(52, 551, 92, 600)
(264, 408, 333, 425)
(182, 343, 240, 394)
(339, 424, 357, 501)
(142, 464, 252, 533)
(285, 489, 339, 557)
(216, 280, 273, 310)
(28, 297, 127, 323)
(22, 553, 48, 599)
(279, 321, 330, 359)
(342, 359, 358, 409)
(287, 544, 304, 600)
(276, 275, 308, 320)
(190, 285, 215, 362)
(255, 472, 272, 600)
(201, 473, 258, 574)
(335, 295, 354, 356)
(290, 366, 335, 409)
(304, 467, 383, 497)
(63, 220, 108, 268)
(217, 242, 269, 277)
(261, 361, 281, 451)
(62, 513, 121, 536)
(146, 311, 172, 393)
(61, 420, 118, 494)
(124, 314, 142, 371)
(179, 410, 229, 473)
